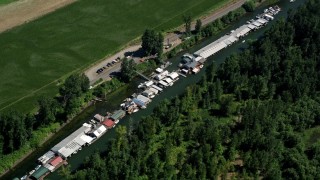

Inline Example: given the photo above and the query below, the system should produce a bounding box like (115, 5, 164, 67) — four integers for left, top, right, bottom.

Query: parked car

(107, 63, 112, 66)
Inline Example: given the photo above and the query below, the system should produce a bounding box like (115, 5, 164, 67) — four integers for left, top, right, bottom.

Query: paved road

(85, 0, 246, 85)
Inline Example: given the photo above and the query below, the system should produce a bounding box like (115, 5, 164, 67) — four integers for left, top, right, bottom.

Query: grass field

(0, 0, 230, 113)
(0, 0, 16, 5)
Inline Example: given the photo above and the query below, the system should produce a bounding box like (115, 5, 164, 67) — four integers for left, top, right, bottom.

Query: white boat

(133, 109, 139, 113)
(242, 40, 246, 43)
(35, 165, 41, 170)
(114, 119, 120, 124)
(29, 170, 35, 175)
(290, 0, 295, 2)
(21, 175, 27, 180)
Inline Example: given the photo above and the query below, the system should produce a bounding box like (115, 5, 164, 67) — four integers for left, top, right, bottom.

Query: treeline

(0, 73, 90, 172)
(61, 0, 320, 179)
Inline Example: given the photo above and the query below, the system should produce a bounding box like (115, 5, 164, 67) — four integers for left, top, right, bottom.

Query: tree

(242, 0, 255, 12)
(59, 73, 90, 105)
(183, 14, 192, 35)
(120, 58, 136, 83)
(37, 96, 59, 126)
(195, 19, 202, 34)
(141, 29, 163, 56)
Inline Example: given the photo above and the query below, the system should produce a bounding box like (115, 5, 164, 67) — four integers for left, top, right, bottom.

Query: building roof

(132, 98, 146, 107)
(248, 24, 257, 29)
(168, 72, 179, 80)
(137, 95, 151, 103)
(51, 125, 91, 157)
(38, 151, 55, 165)
(93, 125, 107, 137)
(145, 81, 154, 87)
(110, 110, 126, 120)
(31, 166, 50, 180)
(49, 156, 63, 167)
(80, 134, 94, 144)
(94, 114, 104, 122)
(183, 60, 198, 69)
(103, 119, 115, 128)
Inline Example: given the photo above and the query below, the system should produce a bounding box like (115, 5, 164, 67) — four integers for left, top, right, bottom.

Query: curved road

(85, 0, 246, 85)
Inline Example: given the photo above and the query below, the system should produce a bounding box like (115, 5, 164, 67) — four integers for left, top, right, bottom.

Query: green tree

(141, 29, 163, 56)
(195, 19, 202, 34)
(243, 0, 255, 12)
(183, 14, 192, 35)
(37, 96, 59, 126)
(120, 58, 136, 83)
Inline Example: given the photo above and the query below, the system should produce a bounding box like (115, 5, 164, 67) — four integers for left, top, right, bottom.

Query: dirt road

(0, 0, 76, 33)
(85, 0, 246, 85)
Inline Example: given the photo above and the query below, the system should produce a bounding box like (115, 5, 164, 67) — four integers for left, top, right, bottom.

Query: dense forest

(61, 0, 320, 179)
(0, 73, 91, 172)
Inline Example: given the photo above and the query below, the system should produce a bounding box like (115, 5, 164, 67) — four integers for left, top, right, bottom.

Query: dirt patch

(0, 0, 77, 33)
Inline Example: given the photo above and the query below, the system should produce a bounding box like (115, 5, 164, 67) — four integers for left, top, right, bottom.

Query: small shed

(102, 119, 115, 129)
(110, 110, 126, 120)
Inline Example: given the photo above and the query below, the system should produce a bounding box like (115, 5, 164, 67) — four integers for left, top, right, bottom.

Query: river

(3, 0, 306, 179)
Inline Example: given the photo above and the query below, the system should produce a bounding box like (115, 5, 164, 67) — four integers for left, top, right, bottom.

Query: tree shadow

(124, 48, 145, 58)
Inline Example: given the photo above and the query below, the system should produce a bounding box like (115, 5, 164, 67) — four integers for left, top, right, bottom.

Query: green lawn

(0, 0, 16, 5)
(0, 0, 231, 113)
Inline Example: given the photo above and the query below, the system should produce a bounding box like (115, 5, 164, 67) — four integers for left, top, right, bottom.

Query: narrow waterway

(3, 0, 306, 179)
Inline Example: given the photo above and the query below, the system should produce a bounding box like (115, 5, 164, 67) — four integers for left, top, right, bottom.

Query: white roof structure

(155, 68, 163, 74)
(257, 18, 268, 24)
(195, 56, 203, 62)
(168, 72, 179, 80)
(158, 80, 169, 87)
(151, 85, 163, 92)
(137, 95, 151, 103)
(38, 151, 55, 165)
(164, 78, 173, 84)
(252, 21, 262, 27)
(51, 125, 91, 159)
(248, 24, 257, 29)
(80, 135, 94, 144)
(145, 81, 154, 87)
(82, 123, 92, 128)
(93, 125, 107, 138)
(74, 136, 87, 146)
(148, 87, 159, 94)
(233, 25, 251, 38)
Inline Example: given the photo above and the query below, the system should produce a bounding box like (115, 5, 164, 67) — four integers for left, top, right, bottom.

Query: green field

(0, 0, 230, 112)
(0, 0, 16, 5)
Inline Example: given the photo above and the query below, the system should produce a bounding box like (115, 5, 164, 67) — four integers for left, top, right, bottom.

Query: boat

(29, 170, 35, 175)
(114, 119, 120, 124)
(242, 40, 246, 43)
(35, 165, 41, 170)
(21, 175, 27, 180)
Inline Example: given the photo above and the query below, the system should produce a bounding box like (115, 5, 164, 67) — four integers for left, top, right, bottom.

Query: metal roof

(110, 110, 126, 120)
(38, 151, 55, 165)
(137, 95, 151, 103)
(93, 125, 107, 137)
(51, 125, 91, 158)
(31, 166, 50, 180)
